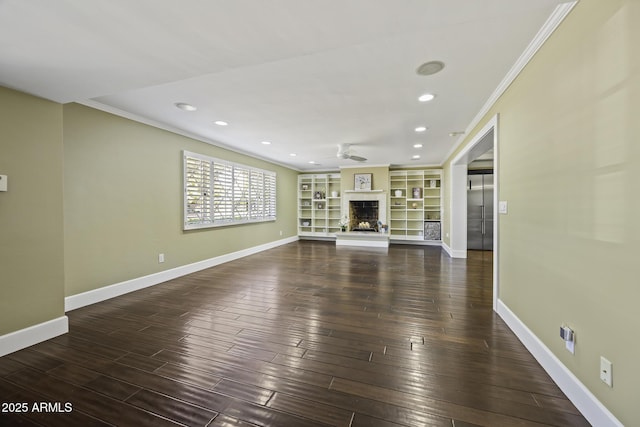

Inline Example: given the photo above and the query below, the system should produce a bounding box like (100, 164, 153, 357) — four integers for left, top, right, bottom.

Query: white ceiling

(0, 0, 567, 171)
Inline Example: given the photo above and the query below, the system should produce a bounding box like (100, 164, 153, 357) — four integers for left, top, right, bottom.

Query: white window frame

(183, 150, 276, 230)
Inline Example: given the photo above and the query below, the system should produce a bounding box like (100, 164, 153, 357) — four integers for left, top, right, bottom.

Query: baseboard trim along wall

(0, 316, 69, 357)
(442, 241, 466, 258)
(65, 235, 299, 312)
(496, 299, 623, 427)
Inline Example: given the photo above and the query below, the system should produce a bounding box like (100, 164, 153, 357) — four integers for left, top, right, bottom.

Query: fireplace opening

(349, 201, 379, 231)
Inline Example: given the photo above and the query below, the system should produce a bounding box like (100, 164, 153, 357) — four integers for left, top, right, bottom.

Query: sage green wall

(63, 103, 298, 297)
(443, 0, 638, 424)
(0, 87, 65, 335)
(340, 166, 390, 194)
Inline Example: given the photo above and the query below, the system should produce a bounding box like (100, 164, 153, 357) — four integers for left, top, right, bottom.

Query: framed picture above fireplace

(354, 173, 372, 191)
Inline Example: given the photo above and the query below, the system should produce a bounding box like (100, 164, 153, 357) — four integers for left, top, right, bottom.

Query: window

(184, 151, 276, 230)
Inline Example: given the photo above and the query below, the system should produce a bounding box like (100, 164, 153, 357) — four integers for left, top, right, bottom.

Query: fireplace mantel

(344, 189, 384, 193)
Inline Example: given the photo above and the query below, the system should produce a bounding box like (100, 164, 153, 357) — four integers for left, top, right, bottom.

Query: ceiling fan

(337, 144, 367, 162)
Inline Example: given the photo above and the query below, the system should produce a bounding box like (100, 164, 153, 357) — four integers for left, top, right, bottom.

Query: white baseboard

(442, 241, 467, 258)
(0, 316, 69, 357)
(65, 236, 299, 312)
(496, 300, 623, 427)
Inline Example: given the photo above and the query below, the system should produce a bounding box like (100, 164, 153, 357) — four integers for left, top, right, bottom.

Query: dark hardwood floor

(0, 241, 589, 426)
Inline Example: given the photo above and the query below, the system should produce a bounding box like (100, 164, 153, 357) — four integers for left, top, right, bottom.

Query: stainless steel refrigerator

(467, 172, 494, 251)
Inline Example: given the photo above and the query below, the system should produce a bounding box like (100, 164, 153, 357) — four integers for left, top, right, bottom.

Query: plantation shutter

(264, 173, 276, 219)
(183, 151, 276, 229)
(233, 166, 250, 221)
(212, 161, 233, 223)
(250, 170, 264, 219)
(184, 154, 212, 227)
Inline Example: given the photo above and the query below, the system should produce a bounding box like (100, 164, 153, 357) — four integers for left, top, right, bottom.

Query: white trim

(492, 118, 500, 312)
(497, 300, 623, 427)
(0, 316, 69, 357)
(442, 240, 466, 258)
(65, 236, 299, 312)
(449, 162, 469, 257)
(441, 2, 577, 165)
(449, 115, 498, 311)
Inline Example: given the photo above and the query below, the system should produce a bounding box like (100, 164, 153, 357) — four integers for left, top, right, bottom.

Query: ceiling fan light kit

(337, 144, 367, 162)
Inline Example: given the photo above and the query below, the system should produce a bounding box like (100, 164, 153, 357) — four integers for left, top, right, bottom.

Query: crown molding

(77, 100, 303, 172)
(441, 1, 578, 165)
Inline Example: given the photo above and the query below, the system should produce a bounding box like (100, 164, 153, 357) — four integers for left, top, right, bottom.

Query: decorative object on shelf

(412, 187, 422, 198)
(301, 184, 309, 190)
(302, 221, 310, 227)
(354, 173, 372, 191)
(331, 191, 338, 198)
(394, 189, 402, 197)
(317, 203, 324, 209)
(429, 179, 437, 188)
(412, 202, 418, 209)
(314, 191, 324, 199)
(339, 215, 349, 232)
(424, 221, 441, 240)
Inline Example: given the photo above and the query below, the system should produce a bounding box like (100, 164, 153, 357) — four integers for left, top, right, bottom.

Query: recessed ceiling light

(449, 131, 466, 137)
(416, 60, 445, 76)
(413, 144, 423, 148)
(308, 161, 317, 164)
(175, 102, 197, 111)
(214, 120, 228, 126)
(415, 126, 427, 132)
(289, 153, 297, 157)
(412, 155, 421, 160)
(418, 93, 436, 102)
(261, 141, 271, 145)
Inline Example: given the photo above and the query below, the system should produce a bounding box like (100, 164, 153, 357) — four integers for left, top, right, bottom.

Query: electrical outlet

(600, 357, 612, 387)
(560, 325, 575, 354)
(279, 230, 283, 236)
(158, 253, 165, 263)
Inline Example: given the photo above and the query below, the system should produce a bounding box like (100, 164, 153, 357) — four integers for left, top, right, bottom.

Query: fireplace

(337, 190, 389, 247)
(350, 201, 378, 231)
(341, 190, 387, 233)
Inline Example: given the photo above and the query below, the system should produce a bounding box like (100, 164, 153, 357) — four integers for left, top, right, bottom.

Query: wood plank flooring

(0, 241, 590, 426)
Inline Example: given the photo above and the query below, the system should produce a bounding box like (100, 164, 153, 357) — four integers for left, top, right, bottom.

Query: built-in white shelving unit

(298, 174, 341, 237)
(389, 169, 442, 243)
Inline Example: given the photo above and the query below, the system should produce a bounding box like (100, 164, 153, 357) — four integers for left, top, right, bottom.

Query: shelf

(388, 169, 442, 242)
(298, 173, 342, 237)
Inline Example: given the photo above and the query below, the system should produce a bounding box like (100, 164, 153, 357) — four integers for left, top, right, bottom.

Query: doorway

(450, 114, 498, 311)
(467, 166, 494, 251)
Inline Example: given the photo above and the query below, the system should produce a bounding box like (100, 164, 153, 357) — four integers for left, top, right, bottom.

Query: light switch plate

(0, 175, 7, 192)
(498, 200, 508, 214)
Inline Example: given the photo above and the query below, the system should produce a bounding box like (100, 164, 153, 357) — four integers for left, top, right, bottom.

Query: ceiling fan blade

(348, 155, 367, 162)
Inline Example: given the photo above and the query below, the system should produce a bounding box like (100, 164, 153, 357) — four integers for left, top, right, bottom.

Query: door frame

(450, 114, 499, 311)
